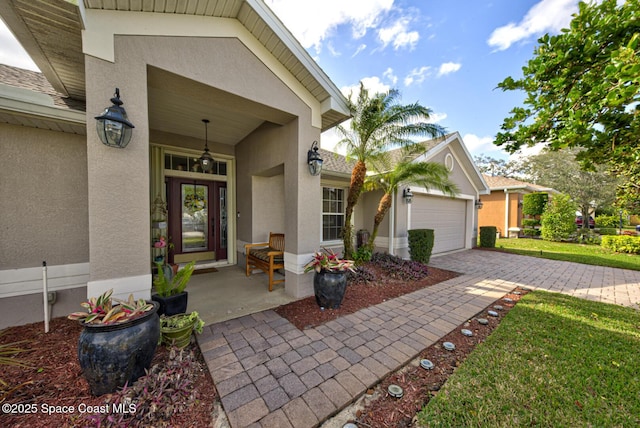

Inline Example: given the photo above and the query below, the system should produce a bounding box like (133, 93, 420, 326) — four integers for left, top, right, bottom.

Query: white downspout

(42, 261, 49, 333)
(504, 190, 510, 238)
(389, 190, 395, 255)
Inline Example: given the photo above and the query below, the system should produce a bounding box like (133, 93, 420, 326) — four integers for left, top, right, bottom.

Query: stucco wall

(0, 123, 88, 269)
(478, 191, 506, 236)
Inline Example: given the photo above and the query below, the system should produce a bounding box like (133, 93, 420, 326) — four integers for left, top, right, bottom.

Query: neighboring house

(479, 174, 556, 237)
(0, 1, 488, 328)
(319, 133, 489, 257)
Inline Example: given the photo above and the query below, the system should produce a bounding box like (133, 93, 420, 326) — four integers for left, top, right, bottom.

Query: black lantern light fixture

(307, 141, 323, 176)
(95, 88, 135, 148)
(403, 188, 413, 204)
(475, 199, 484, 209)
(200, 119, 214, 173)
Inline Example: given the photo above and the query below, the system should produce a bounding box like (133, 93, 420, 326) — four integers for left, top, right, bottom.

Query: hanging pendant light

(200, 119, 214, 173)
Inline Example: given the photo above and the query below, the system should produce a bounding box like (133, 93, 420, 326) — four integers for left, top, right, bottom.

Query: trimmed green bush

(541, 193, 577, 241)
(479, 226, 497, 248)
(596, 214, 624, 228)
(522, 218, 540, 228)
(601, 235, 640, 254)
(408, 229, 435, 263)
(522, 192, 548, 216)
(522, 228, 541, 236)
(598, 228, 618, 236)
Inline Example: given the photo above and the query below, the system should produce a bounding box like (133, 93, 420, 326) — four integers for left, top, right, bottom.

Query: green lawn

(416, 291, 640, 427)
(492, 237, 640, 271)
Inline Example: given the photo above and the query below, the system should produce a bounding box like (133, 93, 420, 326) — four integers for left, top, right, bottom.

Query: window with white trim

(322, 187, 345, 241)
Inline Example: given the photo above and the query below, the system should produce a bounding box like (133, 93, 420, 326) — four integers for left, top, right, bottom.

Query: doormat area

(193, 267, 218, 275)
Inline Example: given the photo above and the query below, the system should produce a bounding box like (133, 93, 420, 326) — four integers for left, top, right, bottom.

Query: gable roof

(482, 174, 556, 193)
(0, 0, 349, 131)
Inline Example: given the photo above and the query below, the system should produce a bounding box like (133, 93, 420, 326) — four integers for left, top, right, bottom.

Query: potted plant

(304, 248, 355, 309)
(68, 289, 160, 396)
(152, 260, 196, 316)
(160, 311, 205, 349)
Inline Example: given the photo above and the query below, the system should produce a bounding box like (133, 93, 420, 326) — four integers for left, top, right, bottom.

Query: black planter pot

(78, 301, 160, 396)
(313, 270, 348, 309)
(152, 291, 188, 316)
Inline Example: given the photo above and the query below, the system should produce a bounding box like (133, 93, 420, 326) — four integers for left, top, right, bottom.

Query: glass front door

(167, 178, 227, 263)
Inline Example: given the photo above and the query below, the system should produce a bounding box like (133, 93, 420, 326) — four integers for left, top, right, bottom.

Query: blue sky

(0, 0, 583, 159)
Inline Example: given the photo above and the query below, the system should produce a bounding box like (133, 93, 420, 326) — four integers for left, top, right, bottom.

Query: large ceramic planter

(152, 291, 188, 316)
(313, 270, 348, 309)
(78, 301, 160, 396)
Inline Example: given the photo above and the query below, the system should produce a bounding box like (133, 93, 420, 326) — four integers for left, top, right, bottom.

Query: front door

(167, 178, 227, 263)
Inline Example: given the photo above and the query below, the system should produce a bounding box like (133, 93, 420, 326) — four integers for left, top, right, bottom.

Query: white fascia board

(0, 84, 85, 124)
(81, 9, 325, 128)
(418, 132, 490, 195)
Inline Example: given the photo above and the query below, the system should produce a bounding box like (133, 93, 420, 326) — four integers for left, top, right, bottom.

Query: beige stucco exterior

(0, 1, 352, 327)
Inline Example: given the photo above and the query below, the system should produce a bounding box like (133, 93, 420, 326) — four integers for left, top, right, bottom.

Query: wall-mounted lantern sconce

(307, 141, 323, 176)
(200, 119, 214, 173)
(403, 188, 414, 204)
(95, 88, 135, 148)
(475, 199, 484, 209)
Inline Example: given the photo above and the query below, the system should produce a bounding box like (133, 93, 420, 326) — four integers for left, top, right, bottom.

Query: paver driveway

(197, 250, 640, 427)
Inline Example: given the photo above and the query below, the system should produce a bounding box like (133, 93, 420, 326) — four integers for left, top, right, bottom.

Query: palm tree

(336, 82, 445, 258)
(363, 147, 459, 249)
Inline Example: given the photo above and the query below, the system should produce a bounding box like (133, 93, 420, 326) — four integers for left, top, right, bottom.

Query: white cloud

(404, 66, 432, 86)
(438, 62, 461, 76)
(487, 0, 578, 51)
(0, 22, 39, 71)
(351, 44, 367, 58)
(383, 67, 398, 85)
(377, 17, 419, 50)
(265, 0, 394, 53)
(426, 111, 447, 124)
(341, 76, 392, 100)
(462, 134, 509, 159)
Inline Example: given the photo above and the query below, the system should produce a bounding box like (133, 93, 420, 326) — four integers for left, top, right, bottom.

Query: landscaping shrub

(595, 214, 621, 228)
(408, 229, 435, 264)
(352, 245, 373, 265)
(540, 193, 576, 241)
(371, 253, 429, 281)
(522, 218, 539, 228)
(479, 226, 497, 247)
(522, 228, 541, 237)
(598, 228, 618, 236)
(601, 235, 640, 254)
(522, 192, 548, 216)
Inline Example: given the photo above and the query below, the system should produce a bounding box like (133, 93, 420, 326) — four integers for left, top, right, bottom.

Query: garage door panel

(411, 196, 466, 254)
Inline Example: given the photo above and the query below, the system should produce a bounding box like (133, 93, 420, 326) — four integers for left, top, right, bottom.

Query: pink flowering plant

(304, 248, 355, 273)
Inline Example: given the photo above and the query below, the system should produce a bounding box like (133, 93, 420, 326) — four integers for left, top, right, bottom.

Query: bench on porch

(245, 233, 285, 292)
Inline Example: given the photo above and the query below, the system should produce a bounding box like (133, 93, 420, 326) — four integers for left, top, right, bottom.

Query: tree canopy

(335, 83, 445, 257)
(495, 0, 640, 211)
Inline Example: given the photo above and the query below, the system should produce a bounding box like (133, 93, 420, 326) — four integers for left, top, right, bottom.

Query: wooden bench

(245, 233, 285, 291)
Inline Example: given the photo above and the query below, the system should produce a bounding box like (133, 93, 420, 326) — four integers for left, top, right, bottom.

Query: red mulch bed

(0, 318, 216, 427)
(275, 266, 459, 330)
(1, 262, 519, 427)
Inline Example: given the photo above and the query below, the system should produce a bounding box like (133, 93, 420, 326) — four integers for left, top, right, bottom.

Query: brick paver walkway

(197, 250, 640, 427)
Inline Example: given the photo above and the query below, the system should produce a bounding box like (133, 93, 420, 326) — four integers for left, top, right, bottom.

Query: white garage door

(411, 196, 467, 254)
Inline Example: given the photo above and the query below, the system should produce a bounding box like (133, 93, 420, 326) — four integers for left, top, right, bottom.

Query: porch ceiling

(0, 0, 350, 133)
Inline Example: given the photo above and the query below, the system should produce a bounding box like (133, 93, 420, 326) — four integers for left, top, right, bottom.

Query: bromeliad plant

(304, 248, 355, 273)
(153, 260, 196, 297)
(68, 289, 154, 325)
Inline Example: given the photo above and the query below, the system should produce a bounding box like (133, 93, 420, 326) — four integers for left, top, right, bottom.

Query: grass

(416, 291, 640, 427)
(492, 237, 640, 271)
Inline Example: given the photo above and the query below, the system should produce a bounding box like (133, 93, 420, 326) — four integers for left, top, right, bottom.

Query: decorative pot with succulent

(152, 260, 196, 316)
(68, 289, 160, 396)
(160, 311, 205, 349)
(304, 248, 355, 309)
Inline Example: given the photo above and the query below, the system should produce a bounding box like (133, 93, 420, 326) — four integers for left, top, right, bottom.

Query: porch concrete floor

(186, 266, 295, 326)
